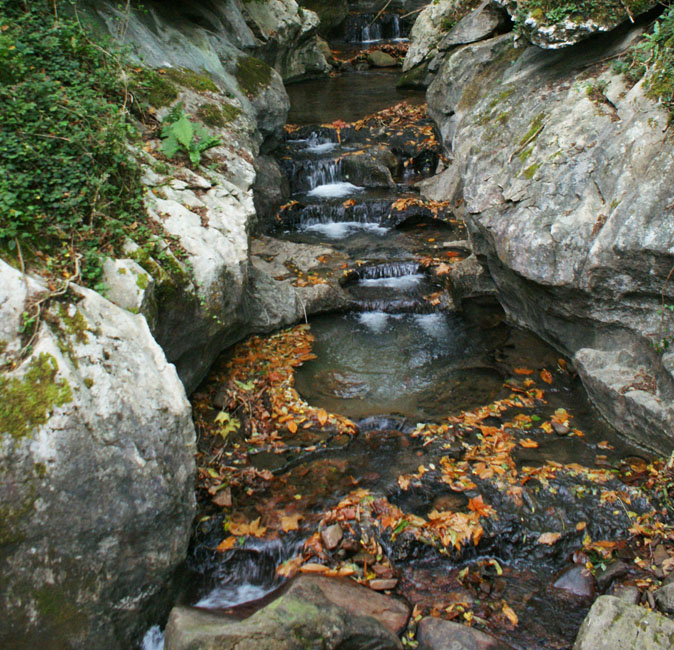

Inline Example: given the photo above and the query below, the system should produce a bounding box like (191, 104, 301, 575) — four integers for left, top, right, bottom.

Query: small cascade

(348, 261, 423, 281)
(280, 158, 344, 194)
(343, 13, 405, 43)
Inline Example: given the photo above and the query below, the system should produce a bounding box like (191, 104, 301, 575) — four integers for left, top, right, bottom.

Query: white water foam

(196, 583, 273, 609)
(414, 313, 449, 339)
(303, 221, 388, 239)
(307, 182, 363, 199)
(359, 274, 424, 289)
(358, 311, 390, 333)
(305, 142, 338, 154)
(141, 625, 164, 650)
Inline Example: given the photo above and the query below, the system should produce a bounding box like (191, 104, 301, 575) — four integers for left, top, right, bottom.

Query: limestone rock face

(0, 261, 196, 649)
(573, 595, 674, 649)
(424, 23, 674, 452)
(402, 0, 506, 87)
(495, 0, 657, 49)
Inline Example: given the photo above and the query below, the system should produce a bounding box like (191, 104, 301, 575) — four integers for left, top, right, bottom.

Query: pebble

(321, 523, 343, 551)
(369, 578, 398, 591)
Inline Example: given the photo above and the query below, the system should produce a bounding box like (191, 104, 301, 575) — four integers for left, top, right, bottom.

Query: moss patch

(165, 67, 219, 93)
(523, 162, 542, 179)
(518, 112, 547, 146)
(0, 353, 72, 440)
(236, 56, 273, 97)
(196, 102, 242, 128)
(130, 68, 179, 108)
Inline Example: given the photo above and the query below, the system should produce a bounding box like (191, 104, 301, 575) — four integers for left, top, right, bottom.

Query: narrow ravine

(148, 14, 673, 650)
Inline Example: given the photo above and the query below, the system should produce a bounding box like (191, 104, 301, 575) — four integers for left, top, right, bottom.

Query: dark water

(287, 69, 424, 124)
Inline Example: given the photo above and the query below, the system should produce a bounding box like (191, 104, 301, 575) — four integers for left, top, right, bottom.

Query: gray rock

(164, 575, 409, 649)
(610, 585, 641, 605)
(417, 617, 513, 649)
(495, 0, 658, 49)
(449, 254, 497, 307)
(425, 21, 674, 453)
(367, 50, 398, 68)
(253, 155, 290, 227)
(438, 1, 508, 52)
(343, 146, 397, 188)
(573, 595, 674, 650)
(654, 582, 674, 616)
(595, 560, 629, 592)
(102, 258, 157, 329)
(0, 262, 195, 649)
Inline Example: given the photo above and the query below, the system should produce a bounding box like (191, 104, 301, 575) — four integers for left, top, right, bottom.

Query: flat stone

(321, 523, 343, 550)
(654, 582, 674, 616)
(370, 578, 398, 591)
(417, 617, 514, 649)
(574, 595, 674, 650)
(553, 565, 595, 598)
(610, 585, 640, 605)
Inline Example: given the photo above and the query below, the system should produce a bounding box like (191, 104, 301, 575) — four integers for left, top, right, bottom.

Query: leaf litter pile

(190, 323, 674, 649)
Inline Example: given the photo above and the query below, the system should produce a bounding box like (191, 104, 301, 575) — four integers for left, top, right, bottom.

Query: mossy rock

(397, 61, 430, 89)
(235, 56, 273, 97)
(0, 353, 72, 440)
(196, 102, 242, 127)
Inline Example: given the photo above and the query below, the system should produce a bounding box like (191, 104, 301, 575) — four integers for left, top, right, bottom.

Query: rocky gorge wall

(0, 1, 343, 647)
(406, 0, 674, 453)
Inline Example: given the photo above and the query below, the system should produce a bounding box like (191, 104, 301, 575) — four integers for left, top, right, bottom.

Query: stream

(144, 20, 668, 650)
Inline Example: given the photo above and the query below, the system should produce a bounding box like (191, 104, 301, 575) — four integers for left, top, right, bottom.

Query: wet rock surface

(417, 617, 514, 650)
(165, 575, 407, 650)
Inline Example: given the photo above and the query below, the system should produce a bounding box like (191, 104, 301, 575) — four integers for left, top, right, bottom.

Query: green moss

(236, 56, 273, 97)
(165, 67, 219, 93)
(523, 162, 542, 179)
(58, 307, 89, 344)
(84, 377, 94, 389)
(34, 462, 47, 478)
(117, 267, 127, 275)
(518, 112, 547, 146)
(130, 68, 179, 108)
(517, 146, 534, 163)
(35, 584, 89, 638)
(0, 353, 72, 440)
(196, 102, 242, 128)
(135, 273, 150, 290)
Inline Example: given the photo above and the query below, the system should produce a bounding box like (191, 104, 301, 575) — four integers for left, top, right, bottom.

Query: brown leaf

(281, 513, 302, 532)
(514, 368, 533, 375)
(316, 408, 328, 426)
(287, 420, 298, 434)
(299, 563, 329, 574)
(215, 536, 237, 552)
(538, 532, 562, 545)
(540, 369, 553, 384)
(519, 438, 539, 449)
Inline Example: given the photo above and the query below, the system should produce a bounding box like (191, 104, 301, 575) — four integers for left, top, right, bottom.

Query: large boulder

(0, 261, 196, 649)
(417, 617, 514, 649)
(495, 0, 658, 49)
(574, 595, 674, 649)
(424, 24, 674, 452)
(164, 575, 409, 649)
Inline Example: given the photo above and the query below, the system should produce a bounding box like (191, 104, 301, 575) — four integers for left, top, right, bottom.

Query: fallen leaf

(300, 563, 329, 574)
(519, 438, 539, 448)
(281, 513, 302, 532)
(316, 408, 328, 426)
(502, 602, 519, 626)
(538, 532, 562, 545)
(287, 420, 298, 434)
(215, 536, 237, 552)
(514, 368, 534, 375)
(540, 369, 553, 384)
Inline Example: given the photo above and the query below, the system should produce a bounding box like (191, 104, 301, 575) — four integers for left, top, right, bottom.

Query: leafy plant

(160, 104, 221, 167)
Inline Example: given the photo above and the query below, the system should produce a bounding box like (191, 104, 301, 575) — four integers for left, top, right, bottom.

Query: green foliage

(0, 1, 146, 286)
(164, 67, 219, 93)
(512, 0, 653, 29)
(160, 104, 221, 167)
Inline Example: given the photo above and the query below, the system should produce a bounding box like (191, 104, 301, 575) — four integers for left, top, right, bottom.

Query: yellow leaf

(317, 408, 328, 426)
(502, 602, 519, 626)
(287, 420, 298, 434)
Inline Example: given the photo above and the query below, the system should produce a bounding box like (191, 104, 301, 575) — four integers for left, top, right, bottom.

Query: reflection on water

(294, 312, 505, 420)
(286, 69, 424, 125)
